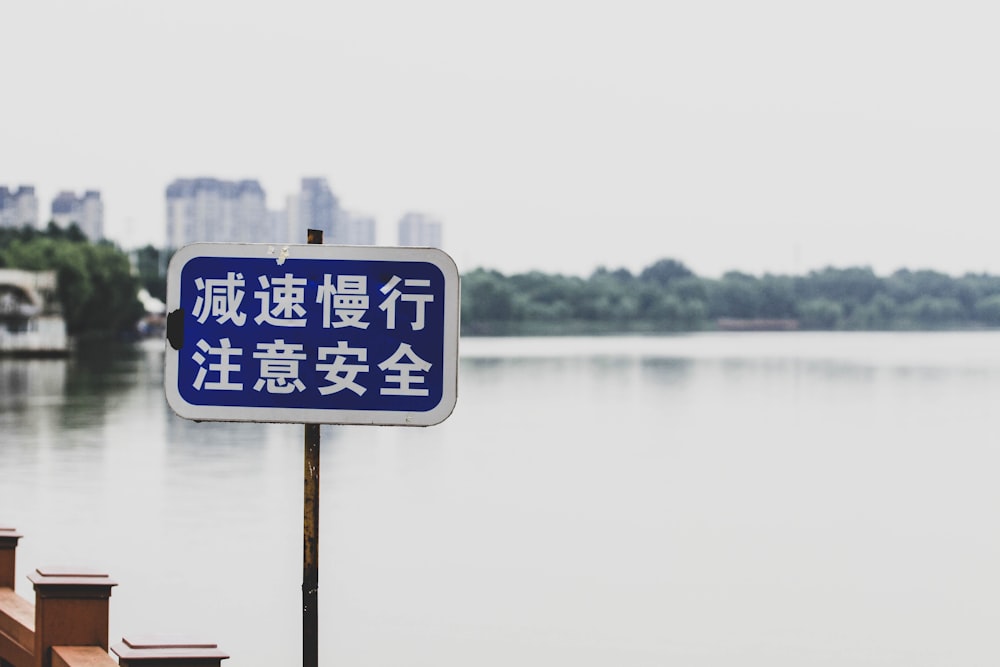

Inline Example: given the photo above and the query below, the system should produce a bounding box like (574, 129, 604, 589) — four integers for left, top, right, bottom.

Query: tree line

(461, 259, 1000, 334)
(6, 225, 1000, 338)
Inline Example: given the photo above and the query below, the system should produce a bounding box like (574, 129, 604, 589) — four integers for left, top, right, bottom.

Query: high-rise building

(339, 211, 376, 246)
(268, 208, 288, 242)
(80, 191, 103, 239)
(297, 177, 339, 242)
(50, 192, 76, 227)
(51, 190, 104, 239)
(0, 186, 39, 229)
(283, 192, 302, 243)
(281, 178, 376, 245)
(165, 178, 269, 247)
(398, 212, 442, 248)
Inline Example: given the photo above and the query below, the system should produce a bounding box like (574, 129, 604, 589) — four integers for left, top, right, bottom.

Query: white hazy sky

(3, 0, 1000, 278)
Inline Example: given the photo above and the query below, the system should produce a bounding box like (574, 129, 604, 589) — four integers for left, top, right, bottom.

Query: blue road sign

(164, 243, 459, 426)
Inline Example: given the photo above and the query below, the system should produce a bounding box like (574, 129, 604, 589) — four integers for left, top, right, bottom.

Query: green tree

(0, 232, 143, 337)
(900, 296, 963, 328)
(586, 267, 639, 322)
(885, 269, 956, 306)
(133, 245, 169, 300)
(796, 267, 880, 305)
(666, 276, 708, 303)
(639, 259, 694, 288)
(644, 292, 684, 325)
(974, 295, 1000, 325)
(707, 273, 762, 319)
(798, 298, 844, 329)
(845, 293, 897, 329)
(461, 268, 521, 332)
(758, 274, 797, 318)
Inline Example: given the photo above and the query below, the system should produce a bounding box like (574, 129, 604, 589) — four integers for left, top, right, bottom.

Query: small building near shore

(0, 269, 69, 355)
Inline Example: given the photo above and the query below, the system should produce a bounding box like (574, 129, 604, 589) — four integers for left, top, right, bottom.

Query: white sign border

(164, 242, 460, 426)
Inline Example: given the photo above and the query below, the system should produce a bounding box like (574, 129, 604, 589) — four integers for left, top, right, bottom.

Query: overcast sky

(3, 1, 999, 278)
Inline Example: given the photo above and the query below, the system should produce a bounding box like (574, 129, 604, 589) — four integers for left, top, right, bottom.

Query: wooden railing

(0, 526, 228, 667)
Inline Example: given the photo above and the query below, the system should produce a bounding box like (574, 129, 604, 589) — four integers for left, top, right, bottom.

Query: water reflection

(54, 342, 148, 432)
(0, 358, 67, 465)
(0, 357, 66, 411)
(637, 357, 692, 386)
(4, 333, 1000, 666)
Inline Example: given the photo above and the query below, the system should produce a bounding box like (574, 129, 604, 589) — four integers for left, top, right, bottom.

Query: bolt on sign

(164, 243, 460, 426)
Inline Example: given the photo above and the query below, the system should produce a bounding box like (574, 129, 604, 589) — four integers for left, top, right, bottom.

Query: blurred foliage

(0, 223, 144, 337)
(132, 244, 171, 301)
(460, 260, 1000, 334)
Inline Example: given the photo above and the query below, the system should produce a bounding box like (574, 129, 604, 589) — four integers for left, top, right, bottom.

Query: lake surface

(2, 332, 1000, 666)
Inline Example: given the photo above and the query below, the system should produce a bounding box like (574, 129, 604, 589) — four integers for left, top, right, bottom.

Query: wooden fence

(0, 526, 228, 667)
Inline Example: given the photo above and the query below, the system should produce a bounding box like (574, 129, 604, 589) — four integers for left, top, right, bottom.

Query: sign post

(164, 238, 460, 666)
(303, 228, 322, 667)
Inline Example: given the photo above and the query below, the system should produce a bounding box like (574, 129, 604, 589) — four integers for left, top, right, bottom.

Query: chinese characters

(187, 267, 438, 400)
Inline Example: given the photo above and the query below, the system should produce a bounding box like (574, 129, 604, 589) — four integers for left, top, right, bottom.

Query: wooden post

(303, 228, 322, 667)
(28, 567, 116, 667)
(0, 528, 22, 590)
(111, 635, 229, 667)
(50, 647, 116, 667)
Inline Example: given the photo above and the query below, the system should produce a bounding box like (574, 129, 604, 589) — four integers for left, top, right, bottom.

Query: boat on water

(0, 269, 69, 357)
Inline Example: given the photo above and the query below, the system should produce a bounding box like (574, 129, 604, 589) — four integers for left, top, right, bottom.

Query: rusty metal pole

(303, 228, 323, 667)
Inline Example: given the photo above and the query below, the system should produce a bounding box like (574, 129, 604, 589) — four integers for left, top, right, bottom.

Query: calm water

(2, 332, 1000, 666)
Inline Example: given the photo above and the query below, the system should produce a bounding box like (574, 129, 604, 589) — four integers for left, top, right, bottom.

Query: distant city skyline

(4, 175, 443, 253)
(5, 176, 442, 252)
